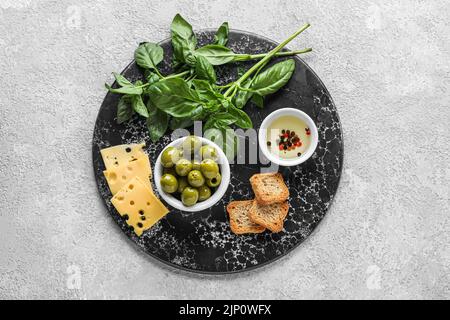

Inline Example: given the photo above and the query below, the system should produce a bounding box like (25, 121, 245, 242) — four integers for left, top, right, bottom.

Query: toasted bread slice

(249, 201, 289, 233)
(227, 200, 265, 235)
(250, 172, 289, 205)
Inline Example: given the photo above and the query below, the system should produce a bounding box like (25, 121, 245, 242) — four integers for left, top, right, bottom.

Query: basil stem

(233, 48, 312, 62)
(223, 23, 311, 98)
(163, 70, 191, 80)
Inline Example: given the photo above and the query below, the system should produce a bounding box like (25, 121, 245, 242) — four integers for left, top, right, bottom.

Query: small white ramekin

(154, 137, 230, 212)
(258, 108, 319, 167)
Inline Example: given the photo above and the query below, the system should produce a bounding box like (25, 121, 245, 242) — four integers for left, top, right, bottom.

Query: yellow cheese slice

(111, 176, 169, 236)
(103, 157, 152, 195)
(100, 143, 152, 178)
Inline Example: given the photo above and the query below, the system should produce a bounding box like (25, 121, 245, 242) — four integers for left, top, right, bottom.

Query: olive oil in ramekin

(266, 116, 311, 159)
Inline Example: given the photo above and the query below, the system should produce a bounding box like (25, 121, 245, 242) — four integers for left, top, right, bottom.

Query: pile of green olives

(160, 136, 222, 207)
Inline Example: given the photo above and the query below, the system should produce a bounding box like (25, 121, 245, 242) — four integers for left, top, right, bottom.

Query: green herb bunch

(106, 14, 311, 142)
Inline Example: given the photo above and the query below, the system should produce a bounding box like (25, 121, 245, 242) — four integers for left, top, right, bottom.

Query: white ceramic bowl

(258, 108, 319, 167)
(154, 137, 230, 212)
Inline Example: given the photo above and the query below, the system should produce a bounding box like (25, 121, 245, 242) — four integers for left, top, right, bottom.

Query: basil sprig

(106, 14, 312, 142)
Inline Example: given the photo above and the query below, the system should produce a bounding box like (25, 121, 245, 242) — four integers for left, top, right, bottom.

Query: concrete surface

(0, 0, 449, 300)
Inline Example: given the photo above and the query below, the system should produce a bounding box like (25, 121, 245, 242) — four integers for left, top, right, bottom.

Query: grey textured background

(0, 0, 449, 300)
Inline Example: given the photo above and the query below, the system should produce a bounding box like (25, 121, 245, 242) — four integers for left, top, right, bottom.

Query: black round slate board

(92, 30, 343, 274)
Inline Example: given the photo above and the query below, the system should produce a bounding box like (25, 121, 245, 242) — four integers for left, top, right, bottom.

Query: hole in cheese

(117, 196, 124, 201)
(122, 175, 127, 180)
(127, 166, 133, 171)
(129, 184, 134, 190)
(109, 172, 117, 182)
(123, 214, 129, 220)
(109, 176, 169, 237)
(125, 147, 131, 153)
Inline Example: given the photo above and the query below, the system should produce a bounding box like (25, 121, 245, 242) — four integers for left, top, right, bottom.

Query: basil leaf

(195, 55, 217, 83)
(227, 105, 253, 129)
(184, 51, 197, 67)
(251, 94, 264, 108)
(132, 95, 149, 118)
(223, 129, 240, 161)
(148, 78, 202, 118)
(113, 72, 133, 87)
(150, 78, 200, 101)
(192, 79, 215, 92)
(234, 80, 253, 108)
(203, 128, 239, 161)
(190, 105, 204, 120)
(204, 101, 222, 114)
(213, 22, 229, 46)
(134, 42, 164, 71)
(192, 80, 223, 100)
(116, 95, 134, 124)
(145, 71, 160, 86)
(250, 59, 295, 96)
(171, 14, 197, 64)
(146, 102, 169, 142)
(195, 45, 235, 65)
(204, 112, 236, 130)
(146, 99, 157, 117)
(105, 83, 143, 95)
(170, 117, 193, 130)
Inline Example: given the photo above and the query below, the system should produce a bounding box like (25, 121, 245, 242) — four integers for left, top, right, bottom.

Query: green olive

(187, 170, 205, 188)
(182, 135, 202, 155)
(192, 159, 201, 171)
(200, 159, 219, 179)
(197, 185, 212, 201)
(181, 187, 199, 207)
(206, 173, 222, 188)
(175, 158, 193, 176)
(160, 174, 178, 193)
(161, 146, 181, 168)
(200, 145, 218, 160)
(177, 177, 189, 193)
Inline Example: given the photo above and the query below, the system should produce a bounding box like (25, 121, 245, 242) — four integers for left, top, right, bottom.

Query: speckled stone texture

(0, 0, 449, 299)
